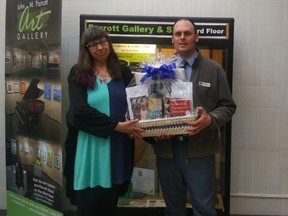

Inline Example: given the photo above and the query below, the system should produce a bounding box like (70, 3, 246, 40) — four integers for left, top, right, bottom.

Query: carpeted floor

(0, 210, 277, 216)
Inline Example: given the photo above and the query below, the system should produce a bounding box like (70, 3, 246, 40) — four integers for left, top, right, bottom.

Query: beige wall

(1, 0, 288, 215)
(0, 0, 6, 210)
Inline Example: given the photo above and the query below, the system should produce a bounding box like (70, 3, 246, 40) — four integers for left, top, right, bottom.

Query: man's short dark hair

(173, 18, 197, 34)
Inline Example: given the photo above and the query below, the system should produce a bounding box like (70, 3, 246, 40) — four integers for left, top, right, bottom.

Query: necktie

(181, 60, 192, 81)
(180, 60, 188, 68)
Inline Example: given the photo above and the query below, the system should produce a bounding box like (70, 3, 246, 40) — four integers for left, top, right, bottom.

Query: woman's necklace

(95, 67, 110, 84)
(98, 74, 109, 84)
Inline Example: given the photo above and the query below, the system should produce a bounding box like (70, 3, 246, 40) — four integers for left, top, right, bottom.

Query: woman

(64, 26, 142, 216)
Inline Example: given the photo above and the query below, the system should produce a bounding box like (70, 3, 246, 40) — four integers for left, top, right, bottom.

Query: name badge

(198, 81, 211, 88)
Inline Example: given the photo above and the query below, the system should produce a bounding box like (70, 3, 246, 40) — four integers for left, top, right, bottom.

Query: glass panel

(116, 43, 228, 212)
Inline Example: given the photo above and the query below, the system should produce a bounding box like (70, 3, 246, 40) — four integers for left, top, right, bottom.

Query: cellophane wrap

(126, 55, 197, 137)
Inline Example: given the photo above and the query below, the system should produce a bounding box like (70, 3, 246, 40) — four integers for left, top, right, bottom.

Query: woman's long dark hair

(75, 26, 121, 89)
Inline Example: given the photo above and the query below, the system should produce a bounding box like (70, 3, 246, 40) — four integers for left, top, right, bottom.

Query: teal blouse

(74, 78, 112, 189)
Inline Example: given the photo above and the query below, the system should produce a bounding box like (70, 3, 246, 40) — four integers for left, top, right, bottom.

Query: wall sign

(82, 16, 230, 40)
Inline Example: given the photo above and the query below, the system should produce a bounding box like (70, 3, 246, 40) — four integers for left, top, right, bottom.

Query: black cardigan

(63, 63, 133, 205)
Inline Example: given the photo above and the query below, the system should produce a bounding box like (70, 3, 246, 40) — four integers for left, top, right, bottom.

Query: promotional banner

(5, 0, 63, 215)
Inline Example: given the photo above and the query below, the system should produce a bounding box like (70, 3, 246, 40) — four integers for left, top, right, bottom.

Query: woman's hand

(115, 119, 144, 139)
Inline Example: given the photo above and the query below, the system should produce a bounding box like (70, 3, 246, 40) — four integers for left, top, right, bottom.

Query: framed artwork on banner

(5, 56, 10, 63)
(20, 82, 26, 94)
(44, 83, 52, 100)
(14, 83, 19, 93)
(41, 152, 46, 161)
(47, 152, 53, 167)
(53, 88, 61, 101)
(6, 83, 13, 94)
(54, 154, 61, 169)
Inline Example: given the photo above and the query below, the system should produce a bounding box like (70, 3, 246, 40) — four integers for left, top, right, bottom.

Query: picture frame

(41, 152, 46, 161)
(14, 83, 19, 93)
(44, 83, 52, 100)
(54, 154, 61, 169)
(20, 82, 26, 94)
(53, 88, 61, 102)
(47, 152, 53, 167)
(37, 148, 41, 159)
(6, 83, 13, 94)
(24, 147, 30, 155)
(5, 56, 10, 64)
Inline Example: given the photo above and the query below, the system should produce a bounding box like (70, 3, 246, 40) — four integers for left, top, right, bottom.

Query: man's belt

(175, 135, 188, 142)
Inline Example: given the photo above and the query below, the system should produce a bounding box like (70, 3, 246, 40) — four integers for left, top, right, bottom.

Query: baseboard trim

(0, 188, 6, 210)
(230, 196, 288, 216)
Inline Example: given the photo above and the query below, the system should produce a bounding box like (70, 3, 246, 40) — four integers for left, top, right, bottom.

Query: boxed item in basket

(126, 57, 196, 137)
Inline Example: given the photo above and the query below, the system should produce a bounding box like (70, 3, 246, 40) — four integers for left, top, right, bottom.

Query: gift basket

(126, 55, 197, 137)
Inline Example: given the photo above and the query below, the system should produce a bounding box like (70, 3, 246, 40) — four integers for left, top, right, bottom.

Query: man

(153, 19, 236, 216)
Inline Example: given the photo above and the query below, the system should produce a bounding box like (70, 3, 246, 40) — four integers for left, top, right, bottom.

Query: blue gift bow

(140, 63, 177, 84)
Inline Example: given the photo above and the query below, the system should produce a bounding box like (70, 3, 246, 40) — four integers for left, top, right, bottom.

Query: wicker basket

(138, 115, 197, 137)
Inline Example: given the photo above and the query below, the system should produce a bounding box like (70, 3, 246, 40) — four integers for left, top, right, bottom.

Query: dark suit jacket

(153, 53, 236, 158)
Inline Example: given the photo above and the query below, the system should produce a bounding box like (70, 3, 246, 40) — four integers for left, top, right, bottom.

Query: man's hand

(187, 107, 212, 135)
